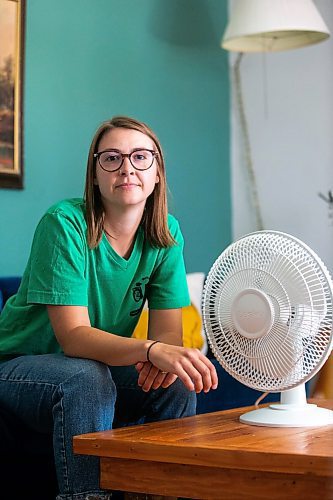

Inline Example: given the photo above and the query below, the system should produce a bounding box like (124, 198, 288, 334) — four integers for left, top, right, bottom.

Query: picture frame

(0, 0, 25, 189)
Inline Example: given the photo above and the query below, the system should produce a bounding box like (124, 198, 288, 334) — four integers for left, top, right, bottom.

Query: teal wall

(0, 0, 230, 276)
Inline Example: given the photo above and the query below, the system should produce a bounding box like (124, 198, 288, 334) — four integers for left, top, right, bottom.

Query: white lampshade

(222, 0, 330, 52)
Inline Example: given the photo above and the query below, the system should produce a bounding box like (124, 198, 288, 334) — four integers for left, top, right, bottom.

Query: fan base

(240, 403, 333, 427)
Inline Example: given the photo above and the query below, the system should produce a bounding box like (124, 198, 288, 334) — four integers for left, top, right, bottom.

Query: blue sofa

(0, 276, 278, 498)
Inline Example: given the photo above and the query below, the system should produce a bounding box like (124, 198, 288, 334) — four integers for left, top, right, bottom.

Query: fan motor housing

(231, 288, 274, 339)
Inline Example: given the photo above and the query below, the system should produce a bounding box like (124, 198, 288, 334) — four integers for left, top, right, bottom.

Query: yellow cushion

(132, 304, 204, 350)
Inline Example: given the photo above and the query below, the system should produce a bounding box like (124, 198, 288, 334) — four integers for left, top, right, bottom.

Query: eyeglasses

(94, 148, 158, 172)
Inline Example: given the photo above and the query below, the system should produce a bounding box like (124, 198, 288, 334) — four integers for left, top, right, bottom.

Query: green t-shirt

(0, 198, 190, 360)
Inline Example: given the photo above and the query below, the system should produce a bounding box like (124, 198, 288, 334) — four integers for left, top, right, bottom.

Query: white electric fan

(202, 231, 333, 427)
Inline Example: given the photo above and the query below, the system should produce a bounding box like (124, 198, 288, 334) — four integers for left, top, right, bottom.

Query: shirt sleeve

(27, 211, 88, 306)
(147, 217, 190, 309)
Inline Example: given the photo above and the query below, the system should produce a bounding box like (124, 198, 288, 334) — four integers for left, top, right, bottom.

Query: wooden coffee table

(73, 400, 333, 499)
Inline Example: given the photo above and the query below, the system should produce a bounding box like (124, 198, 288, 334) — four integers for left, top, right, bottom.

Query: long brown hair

(84, 116, 175, 249)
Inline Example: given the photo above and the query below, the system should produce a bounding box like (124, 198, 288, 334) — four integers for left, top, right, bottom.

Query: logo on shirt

(130, 276, 150, 316)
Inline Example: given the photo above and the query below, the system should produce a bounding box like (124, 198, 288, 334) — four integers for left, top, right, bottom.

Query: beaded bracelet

(146, 340, 160, 363)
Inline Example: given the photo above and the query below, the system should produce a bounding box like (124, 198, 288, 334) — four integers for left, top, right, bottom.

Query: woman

(0, 116, 217, 499)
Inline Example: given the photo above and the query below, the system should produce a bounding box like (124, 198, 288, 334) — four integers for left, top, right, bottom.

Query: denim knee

(146, 378, 197, 422)
(167, 377, 197, 417)
(58, 357, 116, 397)
(53, 356, 117, 431)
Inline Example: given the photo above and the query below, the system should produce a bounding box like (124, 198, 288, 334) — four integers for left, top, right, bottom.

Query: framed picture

(0, 0, 25, 189)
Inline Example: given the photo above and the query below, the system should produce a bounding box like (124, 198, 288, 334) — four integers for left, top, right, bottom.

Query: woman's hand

(138, 342, 218, 393)
(135, 361, 178, 392)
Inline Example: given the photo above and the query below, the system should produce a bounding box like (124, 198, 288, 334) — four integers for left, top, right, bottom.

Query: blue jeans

(0, 354, 196, 499)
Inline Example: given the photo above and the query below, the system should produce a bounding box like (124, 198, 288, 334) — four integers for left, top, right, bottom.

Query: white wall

(230, 0, 333, 274)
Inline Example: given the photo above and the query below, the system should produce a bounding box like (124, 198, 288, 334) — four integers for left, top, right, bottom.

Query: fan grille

(203, 231, 333, 392)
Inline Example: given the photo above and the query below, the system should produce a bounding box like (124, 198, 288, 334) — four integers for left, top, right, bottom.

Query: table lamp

(221, 0, 330, 230)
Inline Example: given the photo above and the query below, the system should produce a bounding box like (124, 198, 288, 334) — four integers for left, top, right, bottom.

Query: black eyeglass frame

(93, 148, 158, 172)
